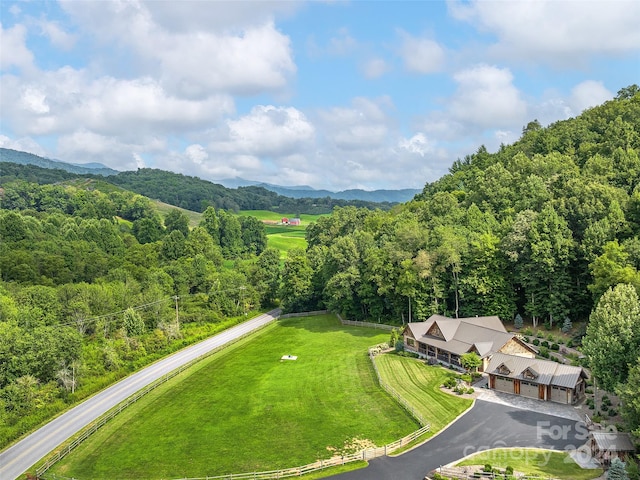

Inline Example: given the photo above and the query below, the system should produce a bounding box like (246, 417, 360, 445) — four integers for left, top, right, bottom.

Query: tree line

(0, 183, 282, 447)
(0, 161, 396, 214)
(278, 87, 640, 444)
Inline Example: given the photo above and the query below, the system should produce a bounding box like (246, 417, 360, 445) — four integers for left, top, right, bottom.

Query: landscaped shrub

(602, 395, 611, 406)
(466, 387, 474, 394)
(483, 464, 492, 472)
(551, 343, 560, 351)
(523, 327, 533, 336)
(541, 340, 550, 348)
(532, 338, 540, 346)
(443, 377, 457, 388)
(608, 409, 617, 417)
(547, 333, 555, 341)
(536, 331, 544, 338)
(523, 336, 530, 343)
(538, 346, 549, 358)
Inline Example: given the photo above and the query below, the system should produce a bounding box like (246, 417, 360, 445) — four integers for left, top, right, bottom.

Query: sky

(1, 1, 639, 191)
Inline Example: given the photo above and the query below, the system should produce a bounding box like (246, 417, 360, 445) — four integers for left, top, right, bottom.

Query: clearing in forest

(49, 315, 416, 479)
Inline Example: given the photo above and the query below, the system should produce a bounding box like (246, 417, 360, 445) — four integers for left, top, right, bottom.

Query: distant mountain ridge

(0, 147, 420, 203)
(219, 177, 421, 203)
(0, 148, 119, 176)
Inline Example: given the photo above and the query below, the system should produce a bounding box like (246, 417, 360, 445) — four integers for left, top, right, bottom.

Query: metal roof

(591, 432, 635, 452)
(404, 315, 517, 358)
(487, 352, 586, 388)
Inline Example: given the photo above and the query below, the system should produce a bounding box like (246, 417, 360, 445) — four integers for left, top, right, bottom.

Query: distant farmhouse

(281, 217, 301, 226)
(403, 315, 587, 405)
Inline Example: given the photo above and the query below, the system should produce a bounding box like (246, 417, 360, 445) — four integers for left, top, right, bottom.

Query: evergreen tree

(607, 457, 629, 480)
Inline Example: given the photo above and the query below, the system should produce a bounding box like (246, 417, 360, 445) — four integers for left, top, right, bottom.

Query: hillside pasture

(50, 315, 417, 479)
(238, 210, 326, 224)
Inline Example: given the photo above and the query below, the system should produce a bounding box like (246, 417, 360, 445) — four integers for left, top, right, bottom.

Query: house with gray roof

(486, 352, 588, 404)
(402, 315, 536, 371)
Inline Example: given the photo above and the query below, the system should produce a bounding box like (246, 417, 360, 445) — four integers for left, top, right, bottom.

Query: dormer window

(497, 363, 512, 375)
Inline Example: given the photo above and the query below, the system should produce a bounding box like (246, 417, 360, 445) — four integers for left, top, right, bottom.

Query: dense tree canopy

(288, 89, 640, 325)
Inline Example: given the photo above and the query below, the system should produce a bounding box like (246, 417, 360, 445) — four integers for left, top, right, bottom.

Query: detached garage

(487, 353, 587, 405)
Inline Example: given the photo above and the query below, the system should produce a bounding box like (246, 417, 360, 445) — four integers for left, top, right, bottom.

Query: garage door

(550, 386, 568, 404)
(494, 377, 514, 394)
(520, 381, 539, 399)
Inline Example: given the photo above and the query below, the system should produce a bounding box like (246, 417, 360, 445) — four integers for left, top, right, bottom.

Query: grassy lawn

(268, 232, 308, 257)
(50, 315, 417, 479)
(374, 354, 473, 433)
(456, 448, 603, 480)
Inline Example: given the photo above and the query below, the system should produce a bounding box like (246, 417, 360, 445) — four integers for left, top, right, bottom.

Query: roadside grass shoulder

(456, 448, 603, 480)
(374, 354, 473, 433)
(50, 315, 416, 479)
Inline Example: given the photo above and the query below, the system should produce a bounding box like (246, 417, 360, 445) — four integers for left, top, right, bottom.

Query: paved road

(0, 309, 280, 480)
(330, 399, 590, 480)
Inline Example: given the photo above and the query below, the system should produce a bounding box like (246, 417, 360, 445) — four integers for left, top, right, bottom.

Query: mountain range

(0, 148, 420, 203)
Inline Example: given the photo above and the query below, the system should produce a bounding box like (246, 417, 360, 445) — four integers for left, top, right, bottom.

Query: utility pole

(173, 295, 180, 333)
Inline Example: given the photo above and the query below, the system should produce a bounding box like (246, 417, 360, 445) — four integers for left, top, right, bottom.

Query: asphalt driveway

(329, 399, 590, 479)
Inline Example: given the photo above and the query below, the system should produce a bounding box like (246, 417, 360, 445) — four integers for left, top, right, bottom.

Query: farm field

(456, 448, 603, 480)
(49, 315, 417, 479)
(374, 354, 473, 432)
(238, 210, 326, 224)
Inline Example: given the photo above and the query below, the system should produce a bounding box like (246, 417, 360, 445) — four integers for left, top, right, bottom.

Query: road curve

(0, 309, 281, 480)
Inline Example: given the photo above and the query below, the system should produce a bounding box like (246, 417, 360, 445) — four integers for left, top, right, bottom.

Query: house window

(406, 338, 415, 347)
(427, 345, 436, 356)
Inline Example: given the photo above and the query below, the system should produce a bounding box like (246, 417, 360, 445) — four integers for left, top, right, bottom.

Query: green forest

(0, 86, 639, 455)
(0, 160, 396, 214)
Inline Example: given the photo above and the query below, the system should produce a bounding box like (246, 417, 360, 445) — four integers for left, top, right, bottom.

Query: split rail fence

(38, 311, 427, 480)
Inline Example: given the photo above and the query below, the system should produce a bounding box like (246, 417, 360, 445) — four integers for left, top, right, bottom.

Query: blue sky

(1, 1, 639, 191)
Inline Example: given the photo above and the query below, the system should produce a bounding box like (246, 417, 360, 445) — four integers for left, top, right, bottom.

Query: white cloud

(185, 144, 209, 165)
(211, 105, 315, 157)
(37, 20, 76, 50)
(1, 68, 234, 137)
(142, 0, 299, 33)
(449, 0, 640, 65)
(399, 133, 432, 157)
(449, 64, 527, 129)
(361, 58, 389, 79)
(0, 135, 47, 156)
(0, 23, 35, 72)
(569, 81, 613, 114)
(399, 31, 445, 74)
(59, 1, 296, 98)
(317, 97, 391, 150)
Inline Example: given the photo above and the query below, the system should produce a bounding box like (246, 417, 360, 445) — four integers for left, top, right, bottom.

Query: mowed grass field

(374, 354, 473, 432)
(50, 315, 417, 479)
(457, 449, 603, 480)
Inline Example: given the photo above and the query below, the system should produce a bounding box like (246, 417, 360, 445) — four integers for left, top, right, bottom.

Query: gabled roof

(487, 352, 587, 388)
(591, 432, 635, 452)
(404, 314, 514, 358)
